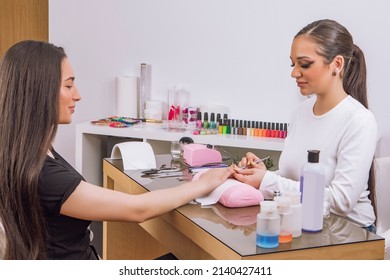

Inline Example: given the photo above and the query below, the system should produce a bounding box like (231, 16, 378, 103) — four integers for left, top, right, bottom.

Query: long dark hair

(0, 40, 66, 259)
(295, 19, 377, 219)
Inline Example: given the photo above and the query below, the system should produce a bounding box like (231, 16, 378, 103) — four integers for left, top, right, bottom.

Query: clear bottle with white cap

(274, 196, 293, 243)
(286, 190, 302, 238)
(256, 201, 280, 248)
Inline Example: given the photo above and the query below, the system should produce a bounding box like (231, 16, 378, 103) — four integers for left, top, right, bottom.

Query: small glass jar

(170, 141, 182, 161)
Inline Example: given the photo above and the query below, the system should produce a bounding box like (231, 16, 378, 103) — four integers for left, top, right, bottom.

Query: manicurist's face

(290, 35, 333, 96)
(58, 58, 81, 124)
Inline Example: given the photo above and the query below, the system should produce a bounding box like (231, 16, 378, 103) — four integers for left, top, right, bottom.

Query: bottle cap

(203, 112, 209, 121)
(196, 111, 202, 120)
(274, 195, 289, 206)
(274, 196, 291, 213)
(210, 112, 215, 122)
(308, 150, 320, 163)
(260, 200, 278, 213)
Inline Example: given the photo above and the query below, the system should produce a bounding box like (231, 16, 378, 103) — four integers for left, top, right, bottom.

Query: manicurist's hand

(232, 165, 267, 189)
(237, 152, 266, 169)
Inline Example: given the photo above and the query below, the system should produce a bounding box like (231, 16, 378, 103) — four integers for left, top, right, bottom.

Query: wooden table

(102, 156, 385, 260)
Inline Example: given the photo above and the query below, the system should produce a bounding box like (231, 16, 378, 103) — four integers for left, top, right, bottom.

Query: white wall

(49, 0, 390, 166)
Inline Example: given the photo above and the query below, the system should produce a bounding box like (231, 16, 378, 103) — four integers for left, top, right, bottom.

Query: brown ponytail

(343, 44, 368, 109)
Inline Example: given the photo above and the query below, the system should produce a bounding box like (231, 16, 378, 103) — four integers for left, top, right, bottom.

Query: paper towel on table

(195, 180, 238, 206)
(110, 142, 156, 170)
(116, 76, 138, 117)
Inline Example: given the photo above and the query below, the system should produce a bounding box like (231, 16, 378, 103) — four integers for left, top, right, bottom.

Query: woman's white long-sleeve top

(261, 95, 378, 227)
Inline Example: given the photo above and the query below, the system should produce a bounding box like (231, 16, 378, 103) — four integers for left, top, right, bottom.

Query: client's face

(58, 58, 81, 124)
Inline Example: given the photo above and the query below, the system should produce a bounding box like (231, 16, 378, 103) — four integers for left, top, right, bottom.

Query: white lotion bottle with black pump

(300, 150, 326, 232)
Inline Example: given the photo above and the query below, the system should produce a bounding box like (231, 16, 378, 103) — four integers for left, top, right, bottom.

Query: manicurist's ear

(332, 55, 345, 74)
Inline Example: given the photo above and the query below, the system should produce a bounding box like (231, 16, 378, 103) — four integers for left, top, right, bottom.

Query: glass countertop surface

(105, 155, 383, 258)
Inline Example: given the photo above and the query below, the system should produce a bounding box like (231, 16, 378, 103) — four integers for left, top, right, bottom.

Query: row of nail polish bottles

(219, 119, 288, 139)
(194, 112, 225, 135)
(193, 112, 288, 139)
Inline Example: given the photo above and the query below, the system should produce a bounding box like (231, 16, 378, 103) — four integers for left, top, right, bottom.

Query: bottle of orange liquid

(274, 196, 293, 243)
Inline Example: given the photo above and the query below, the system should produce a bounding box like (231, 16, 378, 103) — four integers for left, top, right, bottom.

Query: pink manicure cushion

(193, 169, 264, 208)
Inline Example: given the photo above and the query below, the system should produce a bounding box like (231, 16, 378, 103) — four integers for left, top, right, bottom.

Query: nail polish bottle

(202, 112, 209, 131)
(196, 111, 202, 131)
(276, 123, 281, 138)
(251, 121, 256, 136)
(263, 122, 267, 137)
(226, 119, 232, 134)
(223, 113, 228, 121)
(283, 123, 288, 138)
(224, 114, 229, 134)
(221, 119, 226, 134)
(271, 122, 276, 138)
(210, 112, 216, 134)
(203, 112, 209, 127)
(230, 119, 236, 134)
(259, 121, 263, 137)
(218, 118, 223, 134)
(215, 113, 221, 134)
(278, 123, 283, 138)
(224, 115, 229, 133)
(266, 122, 271, 137)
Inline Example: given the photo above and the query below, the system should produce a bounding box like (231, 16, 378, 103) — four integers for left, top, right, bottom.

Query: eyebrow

(64, 77, 75, 82)
(290, 55, 313, 60)
(297, 56, 313, 60)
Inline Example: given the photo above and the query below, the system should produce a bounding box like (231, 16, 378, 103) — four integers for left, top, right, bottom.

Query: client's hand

(197, 167, 234, 191)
